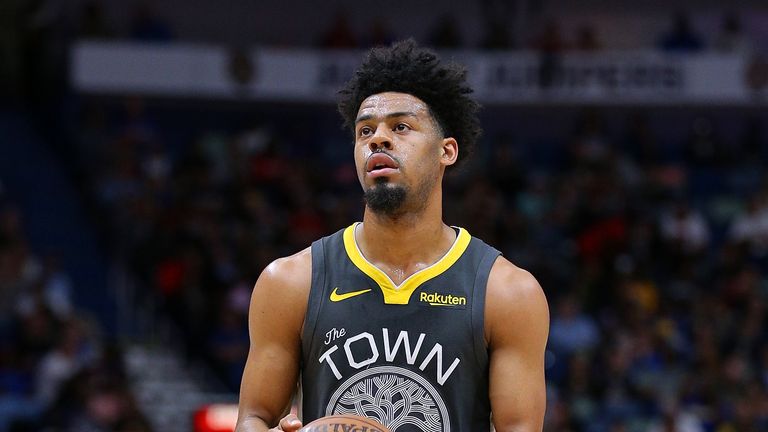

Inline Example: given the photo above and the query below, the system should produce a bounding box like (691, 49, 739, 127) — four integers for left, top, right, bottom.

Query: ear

(439, 137, 458, 167)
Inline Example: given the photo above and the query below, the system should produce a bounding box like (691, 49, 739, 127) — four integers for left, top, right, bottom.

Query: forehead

(356, 92, 431, 120)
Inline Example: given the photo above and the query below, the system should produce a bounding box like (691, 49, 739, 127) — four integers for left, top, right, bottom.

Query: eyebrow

(355, 111, 419, 124)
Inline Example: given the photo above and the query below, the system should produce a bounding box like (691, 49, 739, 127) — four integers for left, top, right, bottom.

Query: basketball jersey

(301, 223, 501, 432)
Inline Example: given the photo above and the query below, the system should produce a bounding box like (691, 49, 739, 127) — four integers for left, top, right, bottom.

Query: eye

(358, 126, 373, 137)
(394, 123, 410, 132)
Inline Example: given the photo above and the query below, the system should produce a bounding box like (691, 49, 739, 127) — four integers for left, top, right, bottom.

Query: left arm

(485, 257, 550, 432)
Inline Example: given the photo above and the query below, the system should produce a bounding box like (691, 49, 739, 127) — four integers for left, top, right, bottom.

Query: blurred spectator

(365, 19, 395, 47)
(532, 20, 567, 89)
(570, 109, 611, 165)
(684, 117, 725, 167)
(624, 113, 663, 168)
(548, 295, 600, 357)
(18, 0, 67, 101)
(0, 333, 42, 432)
(35, 319, 94, 406)
(647, 406, 704, 432)
(0, 0, 24, 99)
(319, 11, 357, 49)
(64, 378, 142, 432)
(740, 117, 765, 163)
(479, 0, 515, 50)
(130, 2, 173, 42)
(659, 201, 710, 255)
(573, 24, 601, 51)
(0, 207, 41, 324)
(487, 134, 526, 195)
(481, 22, 512, 50)
(207, 302, 249, 390)
(532, 19, 568, 53)
(714, 11, 752, 55)
(480, 19, 513, 51)
(658, 12, 704, 52)
(78, 0, 114, 40)
(13, 254, 74, 321)
(114, 416, 153, 432)
(729, 194, 768, 255)
(428, 14, 462, 49)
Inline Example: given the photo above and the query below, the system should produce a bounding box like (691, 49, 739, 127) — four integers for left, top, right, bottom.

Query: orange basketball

(299, 415, 391, 432)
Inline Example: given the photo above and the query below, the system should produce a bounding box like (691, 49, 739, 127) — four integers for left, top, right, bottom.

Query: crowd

(0, 188, 153, 431)
(65, 95, 768, 432)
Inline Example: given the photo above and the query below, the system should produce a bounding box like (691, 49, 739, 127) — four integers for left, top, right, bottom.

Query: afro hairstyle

(337, 39, 482, 168)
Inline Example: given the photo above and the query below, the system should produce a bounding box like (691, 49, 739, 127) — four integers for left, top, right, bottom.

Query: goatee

(363, 178, 407, 217)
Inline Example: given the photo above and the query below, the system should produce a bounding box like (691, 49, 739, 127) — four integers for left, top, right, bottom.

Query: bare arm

(236, 249, 312, 432)
(486, 258, 549, 432)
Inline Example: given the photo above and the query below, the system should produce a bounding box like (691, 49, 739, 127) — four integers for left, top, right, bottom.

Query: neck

(357, 188, 456, 274)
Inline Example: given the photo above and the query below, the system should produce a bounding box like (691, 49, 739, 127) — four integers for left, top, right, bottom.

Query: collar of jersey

(343, 222, 471, 305)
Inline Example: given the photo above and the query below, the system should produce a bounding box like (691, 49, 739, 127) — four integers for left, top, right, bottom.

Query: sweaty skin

(236, 92, 549, 432)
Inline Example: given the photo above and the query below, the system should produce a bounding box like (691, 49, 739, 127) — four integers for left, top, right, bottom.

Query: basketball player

(236, 40, 549, 432)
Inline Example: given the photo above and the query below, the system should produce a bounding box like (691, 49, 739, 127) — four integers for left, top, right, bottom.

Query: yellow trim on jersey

(342, 223, 471, 304)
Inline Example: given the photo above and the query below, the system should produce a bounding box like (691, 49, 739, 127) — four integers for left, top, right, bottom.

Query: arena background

(1, 1, 768, 431)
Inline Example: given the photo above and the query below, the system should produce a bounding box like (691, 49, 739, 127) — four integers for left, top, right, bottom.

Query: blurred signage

(193, 404, 238, 432)
(72, 41, 765, 105)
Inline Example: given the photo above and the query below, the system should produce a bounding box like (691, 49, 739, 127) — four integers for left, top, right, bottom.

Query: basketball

(299, 415, 391, 432)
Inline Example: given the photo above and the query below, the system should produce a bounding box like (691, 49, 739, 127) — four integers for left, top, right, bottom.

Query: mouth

(366, 152, 399, 174)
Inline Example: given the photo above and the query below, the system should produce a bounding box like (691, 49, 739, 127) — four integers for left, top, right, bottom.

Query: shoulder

(249, 247, 313, 334)
(484, 256, 549, 347)
(486, 257, 544, 302)
(254, 246, 312, 299)
(259, 247, 313, 289)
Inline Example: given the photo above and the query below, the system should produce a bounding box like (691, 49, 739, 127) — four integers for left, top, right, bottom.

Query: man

(236, 39, 549, 432)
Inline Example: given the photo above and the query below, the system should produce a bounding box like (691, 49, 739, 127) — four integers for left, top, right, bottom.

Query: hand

(269, 414, 303, 431)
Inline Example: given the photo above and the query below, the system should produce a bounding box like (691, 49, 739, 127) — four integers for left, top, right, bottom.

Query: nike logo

(330, 287, 372, 302)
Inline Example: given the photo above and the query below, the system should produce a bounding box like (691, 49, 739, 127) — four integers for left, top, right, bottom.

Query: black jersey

(300, 223, 501, 432)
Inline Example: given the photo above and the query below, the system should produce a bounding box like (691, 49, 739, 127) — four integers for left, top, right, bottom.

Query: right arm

(236, 248, 312, 432)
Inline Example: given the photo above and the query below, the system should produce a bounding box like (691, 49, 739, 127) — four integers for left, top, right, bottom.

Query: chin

(363, 181, 408, 215)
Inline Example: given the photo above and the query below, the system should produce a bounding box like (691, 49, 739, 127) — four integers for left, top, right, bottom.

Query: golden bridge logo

(419, 292, 467, 307)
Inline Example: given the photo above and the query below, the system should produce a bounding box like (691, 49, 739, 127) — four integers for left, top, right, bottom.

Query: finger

(279, 414, 303, 431)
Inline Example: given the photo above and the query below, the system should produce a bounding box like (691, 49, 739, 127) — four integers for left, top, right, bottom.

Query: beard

(363, 168, 438, 218)
(363, 178, 408, 217)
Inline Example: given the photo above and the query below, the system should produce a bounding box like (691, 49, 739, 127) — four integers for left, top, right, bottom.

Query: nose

(368, 124, 393, 152)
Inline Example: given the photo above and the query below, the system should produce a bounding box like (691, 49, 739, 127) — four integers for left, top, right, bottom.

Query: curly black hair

(338, 39, 482, 167)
